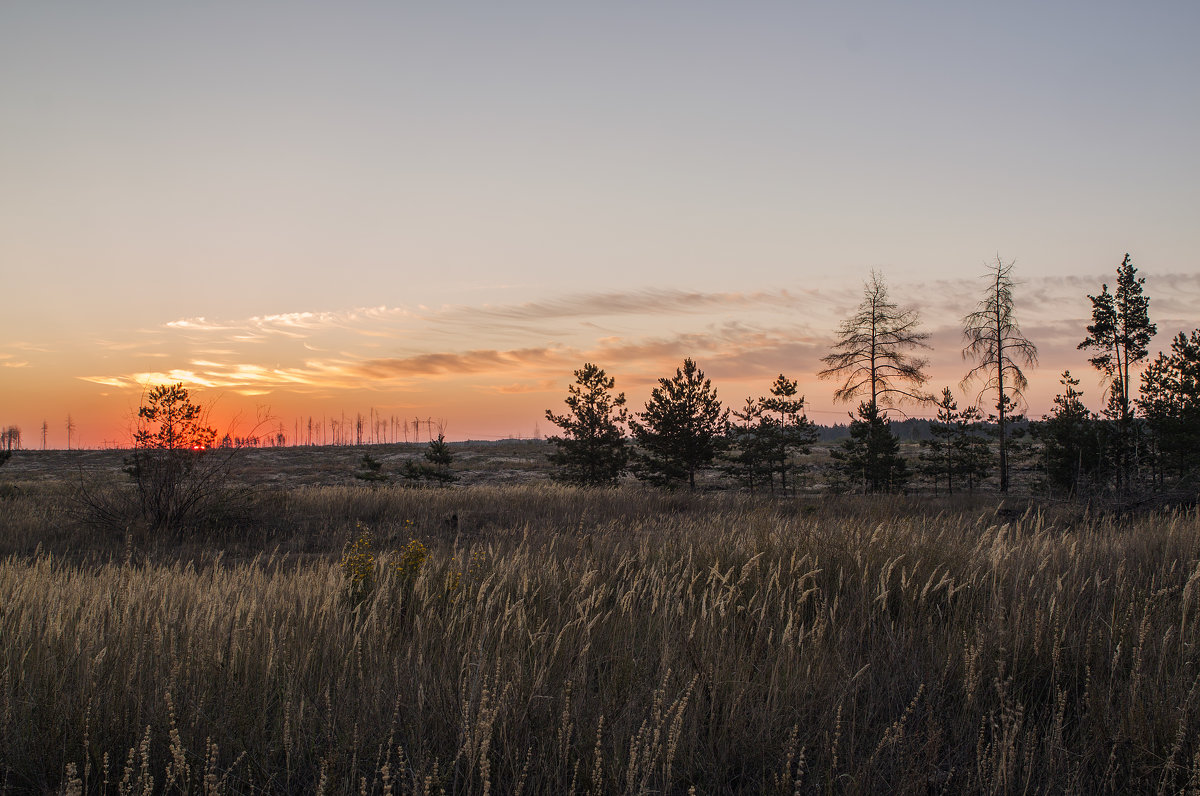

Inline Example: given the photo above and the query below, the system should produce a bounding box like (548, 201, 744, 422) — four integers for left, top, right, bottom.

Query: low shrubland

(3, 483, 1200, 793)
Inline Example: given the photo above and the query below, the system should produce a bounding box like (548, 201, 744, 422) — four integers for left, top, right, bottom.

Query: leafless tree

(819, 270, 933, 414)
(961, 256, 1038, 492)
(66, 414, 76, 450)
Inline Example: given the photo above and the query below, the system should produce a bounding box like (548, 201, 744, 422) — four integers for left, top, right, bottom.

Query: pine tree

(354, 452, 387, 482)
(830, 402, 908, 493)
(919, 388, 960, 494)
(631, 358, 728, 490)
(1137, 330, 1200, 485)
(961, 257, 1038, 492)
(120, 383, 229, 530)
(724, 396, 772, 493)
(425, 433, 456, 482)
(1079, 254, 1156, 490)
(758, 374, 818, 494)
(724, 376, 817, 494)
(955, 404, 992, 493)
(1034, 371, 1105, 497)
(544, 363, 629, 486)
(403, 433, 457, 484)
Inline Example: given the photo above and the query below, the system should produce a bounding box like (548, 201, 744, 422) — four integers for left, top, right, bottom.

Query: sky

(2, 2, 1198, 446)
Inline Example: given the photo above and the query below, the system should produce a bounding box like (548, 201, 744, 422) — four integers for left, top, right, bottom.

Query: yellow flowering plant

(340, 522, 376, 608)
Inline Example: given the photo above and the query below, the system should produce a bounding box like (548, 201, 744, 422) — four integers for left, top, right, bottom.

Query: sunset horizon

(3, 3, 1197, 447)
(5, 265, 1198, 448)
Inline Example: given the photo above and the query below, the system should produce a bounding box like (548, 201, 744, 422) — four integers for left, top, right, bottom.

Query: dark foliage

(725, 375, 817, 494)
(1138, 330, 1200, 486)
(354, 452, 387, 482)
(1033, 371, 1110, 497)
(1079, 254, 1156, 491)
(631, 358, 728, 490)
(830, 401, 908, 493)
(545, 363, 629, 486)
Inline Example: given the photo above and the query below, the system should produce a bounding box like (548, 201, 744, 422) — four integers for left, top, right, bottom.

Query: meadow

(2, 445, 1200, 793)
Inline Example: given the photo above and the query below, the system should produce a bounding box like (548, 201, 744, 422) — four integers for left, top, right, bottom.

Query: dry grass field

(2, 445, 1200, 793)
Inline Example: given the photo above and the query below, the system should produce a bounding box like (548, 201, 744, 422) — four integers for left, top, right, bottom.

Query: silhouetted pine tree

(830, 402, 908, 493)
(961, 257, 1038, 492)
(544, 363, 629, 486)
(1137, 330, 1200, 486)
(919, 388, 960, 494)
(724, 397, 772, 493)
(631, 359, 728, 490)
(1079, 254, 1156, 491)
(1033, 371, 1106, 497)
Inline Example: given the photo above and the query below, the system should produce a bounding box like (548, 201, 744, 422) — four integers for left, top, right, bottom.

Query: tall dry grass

(3, 485, 1200, 793)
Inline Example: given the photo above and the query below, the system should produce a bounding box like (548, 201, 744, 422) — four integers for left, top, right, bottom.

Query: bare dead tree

(818, 270, 933, 415)
(962, 256, 1038, 493)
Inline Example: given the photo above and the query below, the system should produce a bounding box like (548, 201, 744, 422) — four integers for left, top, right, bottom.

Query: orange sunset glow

(7, 276, 1200, 448)
(2, 4, 1198, 447)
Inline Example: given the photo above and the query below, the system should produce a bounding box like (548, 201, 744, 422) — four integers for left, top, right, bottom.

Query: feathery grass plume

(3, 486, 1200, 791)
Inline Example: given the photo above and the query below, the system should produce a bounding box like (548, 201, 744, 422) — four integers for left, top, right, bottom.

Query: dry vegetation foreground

(3, 469, 1200, 792)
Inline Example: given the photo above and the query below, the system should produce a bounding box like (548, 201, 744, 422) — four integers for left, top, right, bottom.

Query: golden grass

(3, 485, 1200, 792)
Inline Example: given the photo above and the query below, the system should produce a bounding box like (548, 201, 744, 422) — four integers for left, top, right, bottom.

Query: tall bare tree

(819, 270, 933, 414)
(961, 256, 1039, 492)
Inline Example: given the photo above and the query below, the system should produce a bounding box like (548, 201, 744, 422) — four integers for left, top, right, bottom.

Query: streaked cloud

(72, 275, 1198, 423)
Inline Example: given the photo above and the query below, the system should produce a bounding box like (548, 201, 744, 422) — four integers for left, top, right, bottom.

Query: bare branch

(819, 270, 933, 413)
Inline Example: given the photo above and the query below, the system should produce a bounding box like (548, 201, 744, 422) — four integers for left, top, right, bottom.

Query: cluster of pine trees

(546, 255, 1199, 497)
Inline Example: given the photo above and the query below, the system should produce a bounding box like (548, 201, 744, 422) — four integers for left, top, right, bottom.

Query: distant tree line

(546, 254, 1198, 500)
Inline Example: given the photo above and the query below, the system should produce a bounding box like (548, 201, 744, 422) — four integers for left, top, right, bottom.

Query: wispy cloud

(352, 347, 575, 379)
(75, 275, 1199, 409)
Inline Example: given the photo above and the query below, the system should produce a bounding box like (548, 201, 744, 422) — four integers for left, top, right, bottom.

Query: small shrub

(353, 453, 387, 483)
(79, 383, 251, 535)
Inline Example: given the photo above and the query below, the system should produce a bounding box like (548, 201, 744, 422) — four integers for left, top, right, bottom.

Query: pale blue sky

(2, 2, 1198, 442)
